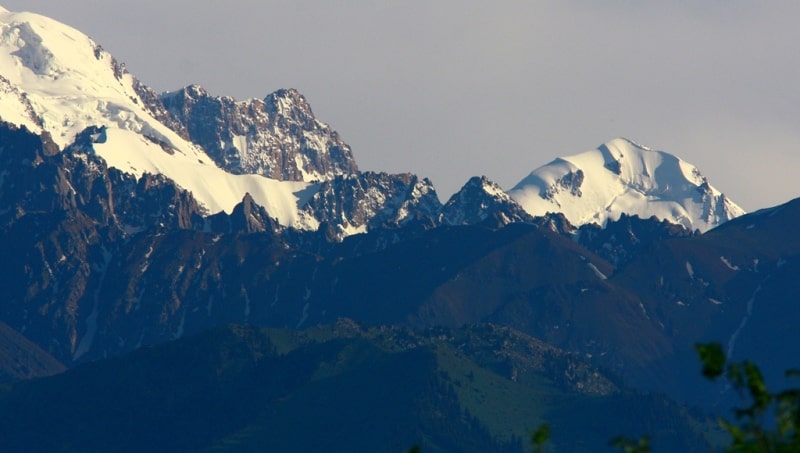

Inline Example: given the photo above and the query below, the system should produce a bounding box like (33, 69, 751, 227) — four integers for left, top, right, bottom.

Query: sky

(4, 1, 799, 211)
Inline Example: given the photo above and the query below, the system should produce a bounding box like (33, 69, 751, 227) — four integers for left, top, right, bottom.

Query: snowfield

(91, 128, 318, 223)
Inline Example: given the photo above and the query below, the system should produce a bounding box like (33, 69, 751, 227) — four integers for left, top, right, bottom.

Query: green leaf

(696, 343, 726, 379)
(531, 423, 550, 452)
(610, 435, 651, 453)
(743, 361, 771, 410)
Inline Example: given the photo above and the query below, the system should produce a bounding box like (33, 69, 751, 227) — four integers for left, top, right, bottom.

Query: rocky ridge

(159, 85, 358, 181)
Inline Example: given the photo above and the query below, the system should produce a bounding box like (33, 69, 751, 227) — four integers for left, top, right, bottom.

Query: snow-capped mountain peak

(0, 7, 434, 237)
(507, 138, 745, 232)
(0, 8, 303, 218)
(0, 8, 154, 147)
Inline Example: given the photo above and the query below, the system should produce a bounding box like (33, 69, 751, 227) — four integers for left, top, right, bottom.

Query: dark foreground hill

(0, 321, 712, 452)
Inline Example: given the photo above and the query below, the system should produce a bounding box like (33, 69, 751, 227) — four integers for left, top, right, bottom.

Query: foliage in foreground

(528, 342, 800, 452)
(696, 343, 800, 452)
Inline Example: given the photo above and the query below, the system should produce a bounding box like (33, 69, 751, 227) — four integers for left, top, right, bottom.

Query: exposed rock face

(131, 78, 190, 140)
(301, 172, 442, 240)
(0, 123, 444, 364)
(545, 169, 584, 201)
(0, 123, 207, 360)
(0, 74, 43, 130)
(440, 176, 534, 228)
(3, 117, 799, 418)
(575, 214, 695, 266)
(63, 126, 206, 232)
(531, 212, 577, 235)
(159, 85, 358, 181)
(205, 193, 281, 235)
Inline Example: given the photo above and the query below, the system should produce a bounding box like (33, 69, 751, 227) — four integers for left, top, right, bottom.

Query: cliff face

(160, 85, 358, 182)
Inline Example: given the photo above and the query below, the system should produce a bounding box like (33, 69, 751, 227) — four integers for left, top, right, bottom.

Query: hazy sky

(6, 1, 799, 210)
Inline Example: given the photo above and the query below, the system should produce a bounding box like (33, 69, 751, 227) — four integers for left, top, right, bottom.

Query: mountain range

(0, 6, 795, 452)
(0, 7, 743, 235)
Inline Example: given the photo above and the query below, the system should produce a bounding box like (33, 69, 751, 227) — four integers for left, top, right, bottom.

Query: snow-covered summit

(507, 138, 745, 232)
(0, 7, 156, 146)
(0, 7, 322, 222)
(0, 7, 439, 238)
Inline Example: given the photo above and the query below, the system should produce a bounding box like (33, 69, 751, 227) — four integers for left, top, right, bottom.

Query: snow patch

(720, 256, 739, 271)
(587, 262, 607, 280)
(727, 284, 763, 358)
(638, 302, 650, 320)
(231, 134, 247, 156)
(340, 222, 367, 236)
(296, 302, 310, 329)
